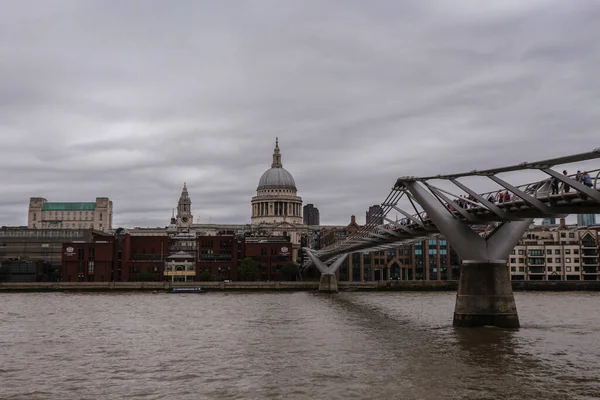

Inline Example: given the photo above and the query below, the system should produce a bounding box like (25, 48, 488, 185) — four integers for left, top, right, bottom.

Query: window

(548, 267, 553, 272)
(574, 258, 580, 263)
(518, 258, 524, 263)
(556, 266, 562, 272)
(569, 233, 575, 238)
(555, 258, 561, 263)
(574, 249, 579, 255)
(78, 248, 85, 260)
(89, 248, 95, 260)
(566, 266, 572, 272)
(510, 267, 516, 272)
(565, 249, 571, 255)
(41, 243, 49, 248)
(561, 233, 566, 238)
(566, 258, 571, 263)
(555, 249, 561, 254)
(88, 261, 94, 274)
(510, 258, 516, 263)
(519, 267, 525, 272)
(546, 249, 552, 255)
(547, 258, 552, 263)
(575, 267, 580, 272)
(518, 250, 525, 255)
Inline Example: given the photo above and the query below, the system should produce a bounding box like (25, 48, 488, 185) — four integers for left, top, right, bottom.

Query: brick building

(243, 236, 292, 280)
(62, 241, 115, 282)
(197, 235, 239, 281)
(121, 234, 170, 282)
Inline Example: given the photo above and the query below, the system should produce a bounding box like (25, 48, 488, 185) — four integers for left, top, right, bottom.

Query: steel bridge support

(404, 181, 534, 328)
(304, 250, 348, 293)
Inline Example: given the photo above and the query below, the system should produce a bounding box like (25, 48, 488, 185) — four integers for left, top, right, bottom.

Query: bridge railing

(312, 150, 600, 260)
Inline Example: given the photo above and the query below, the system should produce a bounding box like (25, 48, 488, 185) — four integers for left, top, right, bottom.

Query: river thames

(0, 291, 598, 400)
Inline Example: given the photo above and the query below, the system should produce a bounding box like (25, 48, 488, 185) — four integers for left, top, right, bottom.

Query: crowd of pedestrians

(552, 170, 594, 194)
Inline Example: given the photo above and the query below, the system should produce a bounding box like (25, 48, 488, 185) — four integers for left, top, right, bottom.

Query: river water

(0, 291, 599, 400)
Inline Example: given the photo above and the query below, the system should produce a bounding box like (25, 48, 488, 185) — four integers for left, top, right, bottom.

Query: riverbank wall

(1, 280, 600, 292)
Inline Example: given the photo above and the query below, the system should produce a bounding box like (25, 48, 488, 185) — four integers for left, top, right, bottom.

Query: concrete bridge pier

(318, 274, 338, 293)
(453, 260, 519, 328)
(304, 250, 347, 294)
(402, 180, 535, 328)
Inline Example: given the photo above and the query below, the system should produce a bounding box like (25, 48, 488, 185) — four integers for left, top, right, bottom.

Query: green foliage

(238, 257, 259, 281)
(198, 270, 213, 281)
(281, 262, 299, 281)
(138, 272, 155, 282)
(0, 264, 11, 282)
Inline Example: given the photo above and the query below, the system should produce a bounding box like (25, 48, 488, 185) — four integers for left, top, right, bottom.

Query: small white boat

(168, 287, 205, 294)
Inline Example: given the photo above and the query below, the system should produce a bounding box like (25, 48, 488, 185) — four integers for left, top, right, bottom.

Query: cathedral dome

(258, 167, 296, 190)
(257, 138, 297, 191)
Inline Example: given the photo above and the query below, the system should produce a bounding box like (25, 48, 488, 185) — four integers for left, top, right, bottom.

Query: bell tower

(176, 182, 193, 229)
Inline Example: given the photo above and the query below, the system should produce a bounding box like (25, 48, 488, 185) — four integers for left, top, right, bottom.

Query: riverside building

(27, 197, 113, 232)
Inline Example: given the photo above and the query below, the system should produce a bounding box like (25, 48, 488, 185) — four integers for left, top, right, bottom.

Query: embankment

(1, 280, 600, 292)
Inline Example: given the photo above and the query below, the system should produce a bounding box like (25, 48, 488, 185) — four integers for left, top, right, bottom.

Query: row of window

(510, 257, 582, 264)
(516, 248, 581, 255)
(511, 266, 581, 273)
(35, 212, 103, 220)
(41, 222, 101, 229)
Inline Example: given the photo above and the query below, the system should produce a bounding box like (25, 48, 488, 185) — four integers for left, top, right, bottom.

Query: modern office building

(577, 214, 597, 227)
(28, 197, 113, 232)
(303, 204, 320, 226)
(542, 218, 556, 225)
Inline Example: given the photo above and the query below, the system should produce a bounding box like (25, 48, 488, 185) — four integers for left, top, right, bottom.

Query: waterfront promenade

(2, 280, 600, 292)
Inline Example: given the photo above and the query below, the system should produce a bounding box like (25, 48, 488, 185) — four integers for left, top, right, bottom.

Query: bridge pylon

(401, 181, 533, 328)
(304, 250, 348, 293)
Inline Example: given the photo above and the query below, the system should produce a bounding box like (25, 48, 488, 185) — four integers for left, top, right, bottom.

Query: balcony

(582, 266, 599, 274)
(528, 266, 546, 274)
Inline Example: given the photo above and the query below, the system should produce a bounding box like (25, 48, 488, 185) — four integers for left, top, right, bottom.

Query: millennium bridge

(303, 149, 600, 328)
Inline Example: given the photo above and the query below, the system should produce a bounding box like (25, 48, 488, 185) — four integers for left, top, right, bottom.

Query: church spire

(271, 137, 282, 168)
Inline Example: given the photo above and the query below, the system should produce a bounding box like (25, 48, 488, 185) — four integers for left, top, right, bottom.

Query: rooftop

(42, 202, 96, 211)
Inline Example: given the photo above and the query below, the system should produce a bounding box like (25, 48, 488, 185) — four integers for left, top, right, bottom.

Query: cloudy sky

(1, 0, 599, 228)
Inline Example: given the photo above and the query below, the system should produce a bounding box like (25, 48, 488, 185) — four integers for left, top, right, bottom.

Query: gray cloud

(1, 0, 599, 227)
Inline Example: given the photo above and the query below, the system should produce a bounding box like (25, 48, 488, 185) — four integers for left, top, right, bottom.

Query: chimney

(351, 215, 356, 224)
(559, 218, 566, 228)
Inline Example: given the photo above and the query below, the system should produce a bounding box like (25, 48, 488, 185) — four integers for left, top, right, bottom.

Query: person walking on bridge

(551, 177, 559, 195)
(563, 170, 571, 193)
(583, 172, 593, 187)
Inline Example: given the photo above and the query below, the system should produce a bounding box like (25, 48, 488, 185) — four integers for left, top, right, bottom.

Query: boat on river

(167, 287, 205, 294)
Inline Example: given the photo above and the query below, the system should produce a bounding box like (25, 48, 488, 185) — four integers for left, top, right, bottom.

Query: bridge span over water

(304, 149, 600, 328)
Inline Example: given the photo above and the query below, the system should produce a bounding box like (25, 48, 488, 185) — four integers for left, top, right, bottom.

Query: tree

(138, 272, 155, 282)
(0, 264, 11, 282)
(238, 257, 259, 281)
(198, 270, 213, 281)
(281, 262, 299, 281)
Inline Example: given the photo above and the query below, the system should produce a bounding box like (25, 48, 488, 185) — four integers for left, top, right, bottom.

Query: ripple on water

(0, 291, 599, 400)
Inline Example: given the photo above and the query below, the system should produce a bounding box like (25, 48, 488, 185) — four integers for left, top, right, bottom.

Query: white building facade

(28, 197, 113, 232)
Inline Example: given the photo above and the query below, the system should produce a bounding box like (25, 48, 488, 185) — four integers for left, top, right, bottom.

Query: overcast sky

(1, 0, 599, 228)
